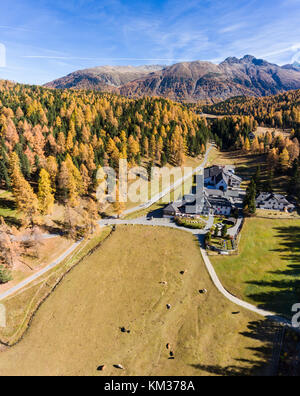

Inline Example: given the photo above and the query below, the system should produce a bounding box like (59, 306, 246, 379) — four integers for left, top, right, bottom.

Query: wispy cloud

(0, 25, 34, 32)
(219, 23, 245, 34)
(264, 43, 300, 58)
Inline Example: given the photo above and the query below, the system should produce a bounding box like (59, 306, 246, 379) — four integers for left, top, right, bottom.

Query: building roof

(208, 196, 233, 208)
(164, 202, 180, 212)
(204, 165, 242, 186)
(229, 173, 242, 183)
(204, 166, 223, 179)
(193, 189, 233, 207)
(256, 193, 295, 207)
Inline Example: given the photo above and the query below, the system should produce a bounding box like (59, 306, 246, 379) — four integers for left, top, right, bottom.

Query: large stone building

(163, 188, 246, 218)
(164, 165, 245, 218)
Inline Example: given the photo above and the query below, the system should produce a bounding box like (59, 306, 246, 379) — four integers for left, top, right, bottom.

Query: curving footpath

(200, 248, 295, 328)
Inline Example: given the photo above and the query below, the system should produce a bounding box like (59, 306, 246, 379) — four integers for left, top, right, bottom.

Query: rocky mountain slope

(45, 56, 300, 102)
(44, 65, 164, 92)
(283, 61, 300, 71)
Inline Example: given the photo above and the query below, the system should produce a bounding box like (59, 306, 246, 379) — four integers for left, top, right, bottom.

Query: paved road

(227, 217, 243, 238)
(205, 214, 214, 231)
(122, 144, 214, 217)
(12, 233, 61, 242)
(0, 240, 82, 302)
(99, 216, 207, 235)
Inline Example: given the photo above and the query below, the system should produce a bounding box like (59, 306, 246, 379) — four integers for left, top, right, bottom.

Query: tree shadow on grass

(0, 197, 22, 227)
(0, 196, 15, 210)
(245, 226, 300, 319)
(190, 319, 282, 376)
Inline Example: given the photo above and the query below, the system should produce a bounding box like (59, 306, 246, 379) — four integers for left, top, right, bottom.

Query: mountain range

(283, 61, 300, 71)
(45, 55, 300, 102)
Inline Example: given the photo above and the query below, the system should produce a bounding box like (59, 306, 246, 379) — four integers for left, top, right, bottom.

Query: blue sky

(0, 0, 300, 85)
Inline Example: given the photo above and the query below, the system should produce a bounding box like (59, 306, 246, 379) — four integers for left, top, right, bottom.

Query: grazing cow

(114, 364, 125, 370)
(121, 326, 131, 333)
(166, 304, 171, 310)
(97, 365, 106, 371)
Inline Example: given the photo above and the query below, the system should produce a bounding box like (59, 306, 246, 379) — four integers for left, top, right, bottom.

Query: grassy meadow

(211, 218, 300, 318)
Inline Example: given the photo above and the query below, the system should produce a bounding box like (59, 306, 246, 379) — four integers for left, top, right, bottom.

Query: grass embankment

(0, 227, 112, 346)
(0, 226, 277, 376)
(211, 218, 300, 318)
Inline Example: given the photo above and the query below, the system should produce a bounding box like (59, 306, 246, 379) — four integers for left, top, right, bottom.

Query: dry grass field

(0, 228, 112, 346)
(0, 226, 276, 376)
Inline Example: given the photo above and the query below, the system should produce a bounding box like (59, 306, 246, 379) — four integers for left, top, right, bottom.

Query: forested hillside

(205, 100, 300, 201)
(0, 80, 209, 225)
(202, 89, 300, 130)
(210, 116, 257, 149)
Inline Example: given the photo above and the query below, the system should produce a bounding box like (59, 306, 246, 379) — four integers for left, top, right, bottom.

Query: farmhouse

(256, 193, 296, 212)
(204, 165, 242, 191)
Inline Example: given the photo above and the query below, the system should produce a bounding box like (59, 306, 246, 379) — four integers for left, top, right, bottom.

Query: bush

(174, 217, 205, 229)
(205, 232, 212, 246)
(221, 224, 228, 238)
(0, 265, 12, 284)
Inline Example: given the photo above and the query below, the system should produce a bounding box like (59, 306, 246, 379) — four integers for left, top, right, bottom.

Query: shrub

(221, 224, 228, 238)
(174, 217, 205, 229)
(0, 265, 12, 284)
(205, 232, 212, 246)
